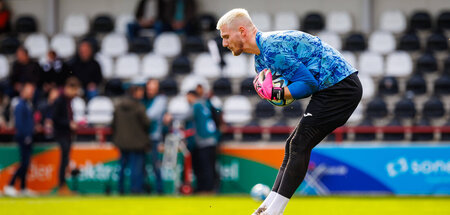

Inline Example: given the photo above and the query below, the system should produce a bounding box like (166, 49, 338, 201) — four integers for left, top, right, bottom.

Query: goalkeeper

(216, 8, 362, 215)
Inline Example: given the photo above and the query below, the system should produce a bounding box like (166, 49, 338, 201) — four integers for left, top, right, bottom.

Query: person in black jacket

(8, 47, 41, 97)
(51, 77, 80, 194)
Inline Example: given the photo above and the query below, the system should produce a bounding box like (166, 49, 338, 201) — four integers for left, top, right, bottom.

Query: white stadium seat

(347, 103, 363, 124)
(247, 56, 257, 77)
(50, 34, 75, 58)
(341, 51, 357, 68)
(95, 53, 114, 79)
(358, 52, 384, 77)
(326, 11, 352, 34)
(317, 31, 342, 50)
(193, 52, 220, 78)
(168, 95, 190, 120)
(64, 14, 89, 37)
(141, 53, 168, 79)
(0, 55, 9, 79)
(359, 75, 375, 100)
(87, 96, 114, 124)
(386, 51, 413, 77)
(115, 54, 140, 78)
(223, 95, 252, 124)
(368, 31, 396, 55)
(115, 14, 134, 34)
(379, 10, 406, 34)
(24, 33, 48, 58)
(223, 53, 248, 78)
(274, 12, 299, 31)
(71, 97, 86, 123)
(180, 74, 210, 94)
(250, 12, 272, 31)
(154, 32, 181, 58)
(101, 33, 128, 57)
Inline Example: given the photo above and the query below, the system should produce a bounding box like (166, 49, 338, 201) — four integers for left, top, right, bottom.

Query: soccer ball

(267, 73, 295, 107)
(250, 183, 271, 201)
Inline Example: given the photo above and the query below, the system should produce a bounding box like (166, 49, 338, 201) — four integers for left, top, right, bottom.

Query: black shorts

(300, 72, 362, 127)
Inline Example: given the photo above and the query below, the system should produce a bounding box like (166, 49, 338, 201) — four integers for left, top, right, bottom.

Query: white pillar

(361, 0, 373, 34)
(46, 0, 58, 35)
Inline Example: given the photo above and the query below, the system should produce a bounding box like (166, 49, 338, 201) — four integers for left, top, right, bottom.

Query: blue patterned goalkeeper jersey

(254, 30, 357, 99)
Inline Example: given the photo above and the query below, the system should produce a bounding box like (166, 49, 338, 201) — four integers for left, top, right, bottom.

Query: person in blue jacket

(217, 9, 362, 215)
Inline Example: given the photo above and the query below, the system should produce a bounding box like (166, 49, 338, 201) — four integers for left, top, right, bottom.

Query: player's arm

(282, 61, 318, 100)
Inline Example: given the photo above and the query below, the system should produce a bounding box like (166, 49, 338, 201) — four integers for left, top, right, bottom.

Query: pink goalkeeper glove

(253, 69, 284, 100)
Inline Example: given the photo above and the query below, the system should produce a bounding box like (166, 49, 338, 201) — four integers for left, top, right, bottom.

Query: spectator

(52, 77, 80, 195)
(144, 79, 167, 194)
(160, 0, 197, 34)
(69, 41, 102, 100)
(0, 0, 11, 34)
(9, 47, 41, 97)
(40, 50, 70, 90)
(0, 88, 9, 129)
(3, 82, 36, 197)
(185, 90, 217, 194)
(36, 87, 59, 141)
(128, 0, 160, 39)
(112, 84, 150, 194)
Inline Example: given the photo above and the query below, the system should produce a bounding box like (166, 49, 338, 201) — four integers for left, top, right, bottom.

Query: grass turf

(0, 195, 449, 215)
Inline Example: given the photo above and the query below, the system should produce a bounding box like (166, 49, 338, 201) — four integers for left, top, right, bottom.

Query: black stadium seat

(129, 37, 152, 53)
(444, 56, 450, 75)
(422, 97, 445, 119)
(302, 13, 324, 32)
(410, 11, 432, 30)
(104, 79, 124, 97)
(92, 15, 114, 33)
(15, 15, 37, 33)
(343, 33, 366, 51)
(240, 77, 257, 96)
(213, 77, 232, 96)
(255, 100, 275, 118)
(0, 36, 20, 54)
(406, 73, 427, 95)
(183, 36, 205, 53)
(437, 11, 450, 30)
(195, 14, 217, 33)
(426, 31, 448, 51)
(354, 117, 376, 141)
(378, 76, 399, 95)
(282, 100, 303, 118)
(434, 74, 450, 95)
(416, 52, 437, 73)
(394, 98, 416, 119)
(159, 78, 178, 96)
(366, 97, 388, 119)
(398, 31, 420, 51)
(412, 117, 433, 141)
(383, 117, 405, 141)
(171, 54, 191, 75)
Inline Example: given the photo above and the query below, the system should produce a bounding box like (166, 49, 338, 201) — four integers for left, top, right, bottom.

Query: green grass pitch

(0, 196, 449, 215)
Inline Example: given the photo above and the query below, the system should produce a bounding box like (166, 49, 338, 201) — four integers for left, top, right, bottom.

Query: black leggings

(272, 73, 362, 198)
(9, 138, 33, 189)
(57, 137, 72, 187)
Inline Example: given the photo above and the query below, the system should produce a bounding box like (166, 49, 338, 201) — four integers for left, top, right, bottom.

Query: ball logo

(386, 157, 408, 177)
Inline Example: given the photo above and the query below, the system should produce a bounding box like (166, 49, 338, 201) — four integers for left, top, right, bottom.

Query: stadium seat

(445, 56, 450, 75)
(183, 36, 205, 53)
(379, 10, 406, 33)
(385, 51, 413, 77)
(394, 98, 416, 119)
(195, 13, 217, 33)
(223, 95, 252, 124)
(114, 54, 140, 78)
(101, 33, 128, 57)
(326, 11, 352, 34)
(302, 12, 325, 32)
(274, 12, 299, 31)
(213, 77, 232, 96)
(412, 117, 433, 141)
(168, 95, 190, 119)
(71, 96, 86, 123)
(398, 31, 421, 51)
(247, 56, 257, 77)
(15, 15, 37, 33)
(437, 11, 450, 30)
(250, 12, 272, 32)
(115, 14, 134, 34)
(64, 14, 89, 37)
(24, 33, 48, 58)
(242, 120, 263, 142)
(426, 31, 448, 51)
(180, 74, 209, 93)
(171, 54, 191, 75)
(50, 34, 76, 59)
(95, 53, 114, 79)
(341, 51, 357, 68)
(223, 53, 247, 78)
(366, 97, 388, 119)
(416, 52, 437, 73)
(255, 100, 275, 118)
(154, 32, 181, 58)
(0, 55, 9, 79)
(343, 33, 366, 51)
(368, 31, 396, 54)
(159, 78, 178, 96)
(358, 52, 384, 77)
(317, 31, 342, 50)
(92, 14, 114, 33)
(0, 36, 20, 55)
(193, 52, 220, 78)
(87, 96, 114, 124)
(129, 37, 152, 53)
(240, 77, 257, 96)
(359, 75, 375, 100)
(141, 53, 168, 79)
(406, 73, 427, 95)
(104, 79, 125, 97)
(347, 103, 363, 123)
(354, 117, 376, 141)
(383, 117, 404, 141)
(378, 76, 399, 95)
(410, 11, 432, 30)
(282, 100, 303, 118)
(422, 97, 445, 119)
(433, 74, 450, 95)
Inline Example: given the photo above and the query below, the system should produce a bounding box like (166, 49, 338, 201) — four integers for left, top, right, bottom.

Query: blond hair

(216, 8, 253, 30)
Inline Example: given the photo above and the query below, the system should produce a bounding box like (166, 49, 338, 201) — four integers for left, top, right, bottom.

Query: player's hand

(253, 69, 284, 100)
